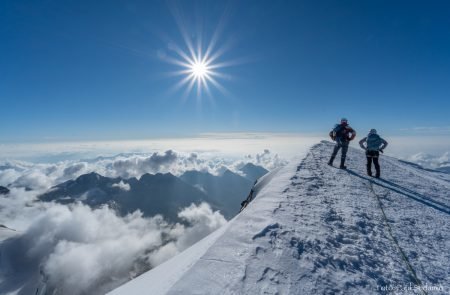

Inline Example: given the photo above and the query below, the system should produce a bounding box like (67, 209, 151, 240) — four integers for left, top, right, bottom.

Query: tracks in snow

(242, 145, 417, 294)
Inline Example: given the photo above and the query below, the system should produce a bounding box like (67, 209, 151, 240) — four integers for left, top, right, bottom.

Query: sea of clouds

(1, 198, 226, 294)
(0, 149, 286, 295)
(0, 149, 285, 192)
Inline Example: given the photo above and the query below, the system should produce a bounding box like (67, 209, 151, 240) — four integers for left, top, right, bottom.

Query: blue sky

(1, 0, 450, 142)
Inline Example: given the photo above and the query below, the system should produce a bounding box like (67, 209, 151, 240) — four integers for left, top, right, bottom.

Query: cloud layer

(1, 201, 226, 295)
(0, 149, 281, 294)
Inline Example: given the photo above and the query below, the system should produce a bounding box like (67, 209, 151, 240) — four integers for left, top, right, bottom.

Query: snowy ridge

(111, 141, 449, 294)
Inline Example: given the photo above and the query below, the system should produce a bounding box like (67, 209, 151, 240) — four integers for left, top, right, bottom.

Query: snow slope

(110, 141, 450, 294)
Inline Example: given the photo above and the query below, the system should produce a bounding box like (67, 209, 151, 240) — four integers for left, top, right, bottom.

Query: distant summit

(239, 163, 269, 181)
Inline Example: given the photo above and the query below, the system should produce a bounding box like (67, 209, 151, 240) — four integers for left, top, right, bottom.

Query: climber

(359, 129, 388, 178)
(328, 118, 356, 169)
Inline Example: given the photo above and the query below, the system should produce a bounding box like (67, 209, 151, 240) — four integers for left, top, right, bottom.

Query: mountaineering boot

(339, 158, 347, 169)
(328, 156, 335, 166)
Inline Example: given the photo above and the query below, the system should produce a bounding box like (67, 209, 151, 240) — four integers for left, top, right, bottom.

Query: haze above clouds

(1, 133, 448, 169)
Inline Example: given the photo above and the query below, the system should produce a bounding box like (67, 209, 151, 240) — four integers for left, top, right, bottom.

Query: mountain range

(38, 163, 268, 221)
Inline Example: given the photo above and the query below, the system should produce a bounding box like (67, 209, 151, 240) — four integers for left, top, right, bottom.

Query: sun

(162, 34, 233, 98)
(190, 60, 210, 79)
(170, 50, 223, 97)
(161, 9, 239, 99)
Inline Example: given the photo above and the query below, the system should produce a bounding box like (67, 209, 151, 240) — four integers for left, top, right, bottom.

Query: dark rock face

(39, 172, 217, 222)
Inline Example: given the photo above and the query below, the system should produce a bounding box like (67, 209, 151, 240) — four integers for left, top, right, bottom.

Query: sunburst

(160, 7, 236, 100)
(180, 55, 215, 96)
(164, 42, 229, 99)
(190, 59, 210, 79)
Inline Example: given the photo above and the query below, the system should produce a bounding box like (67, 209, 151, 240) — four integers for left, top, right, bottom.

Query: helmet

(340, 118, 348, 125)
(369, 129, 377, 134)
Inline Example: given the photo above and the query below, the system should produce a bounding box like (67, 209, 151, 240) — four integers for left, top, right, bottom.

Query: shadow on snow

(345, 170, 450, 215)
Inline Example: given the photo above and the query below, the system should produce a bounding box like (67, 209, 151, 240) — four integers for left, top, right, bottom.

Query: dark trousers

(329, 141, 349, 165)
(366, 150, 380, 177)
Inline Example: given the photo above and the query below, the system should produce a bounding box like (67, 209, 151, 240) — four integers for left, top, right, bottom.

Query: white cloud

(2, 204, 168, 294)
(404, 151, 450, 169)
(0, 187, 47, 230)
(63, 162, 88, 178)
(112, 180, 131, 191)
(0, 200, 226, 295)
(145, 202, 227, 267)
(146, 241, 179, 267)
(110, 150, 178, 179)
(175, 202, 227, 250)
(13, 169, 54, 190)
(0, 169, 22, 187)
(254, 149, 286, 170)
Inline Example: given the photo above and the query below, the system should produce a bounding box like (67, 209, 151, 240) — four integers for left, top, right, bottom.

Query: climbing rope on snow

(311, 147, 427, 294)
(368, 181, 428, 295)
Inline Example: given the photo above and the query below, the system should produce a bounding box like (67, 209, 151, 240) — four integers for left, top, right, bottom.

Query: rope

(369, 182, 427, 295)
(314, 145, 428, 293)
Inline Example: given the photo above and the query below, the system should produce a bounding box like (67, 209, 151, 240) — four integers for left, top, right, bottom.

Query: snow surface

(110, 141, 450, 294)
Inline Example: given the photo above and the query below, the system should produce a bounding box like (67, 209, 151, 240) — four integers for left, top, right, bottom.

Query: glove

(379, 149, 384, 153)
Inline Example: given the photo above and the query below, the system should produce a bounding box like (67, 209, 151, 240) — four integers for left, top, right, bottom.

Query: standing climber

(328, 118, 356, 169)
(359, 129, 388, 178)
